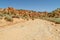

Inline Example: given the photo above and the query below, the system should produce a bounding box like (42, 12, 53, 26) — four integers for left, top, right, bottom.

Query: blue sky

(0, 0, 60, 12)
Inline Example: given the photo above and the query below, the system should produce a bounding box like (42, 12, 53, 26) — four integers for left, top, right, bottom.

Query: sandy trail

(0, 19, 60, 40)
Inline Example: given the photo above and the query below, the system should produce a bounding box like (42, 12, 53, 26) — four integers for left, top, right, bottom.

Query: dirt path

(0, 19, 60, 40)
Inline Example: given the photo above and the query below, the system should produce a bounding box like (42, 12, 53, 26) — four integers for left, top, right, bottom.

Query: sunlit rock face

(4, 7, 16, 13)
(0, 7, 18, 14)
(0, 7, 48, 17)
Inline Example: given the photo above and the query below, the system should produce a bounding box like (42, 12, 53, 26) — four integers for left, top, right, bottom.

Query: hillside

(0, 7, 48, 21)
(0, 7, 60, 40)
(0, 7, 48, 27)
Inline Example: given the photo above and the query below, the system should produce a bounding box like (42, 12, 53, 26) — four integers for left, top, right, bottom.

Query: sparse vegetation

(4, 15, 13, 22)
(0, 7, 60, 24)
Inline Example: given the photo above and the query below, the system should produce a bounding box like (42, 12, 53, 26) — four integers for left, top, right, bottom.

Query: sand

(0, 19, 60, 40)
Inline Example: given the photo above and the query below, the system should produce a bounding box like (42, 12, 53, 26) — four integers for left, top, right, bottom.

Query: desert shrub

(30, 16, 34, 20)
(0, 13, 3, 19)
(4, 15, 13, 22)
(22, 14, 28, 19)
(51, 18, 60, 24)
(11, 13, 20, 18)
(0, 13, 3, 16)
(12, 15, 20, 18)
(43, 17, 60, 24)
(15, 14, 20, 18)
(32, 18, 34, 20)
(20, 14, 29, 20)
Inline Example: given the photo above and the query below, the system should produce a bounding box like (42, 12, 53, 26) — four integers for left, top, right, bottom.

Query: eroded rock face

(0, 19, 60, 40)
(0, 7, 48, 17)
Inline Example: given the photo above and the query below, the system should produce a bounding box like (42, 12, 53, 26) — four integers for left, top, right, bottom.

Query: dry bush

(4, 15, 13, 22)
